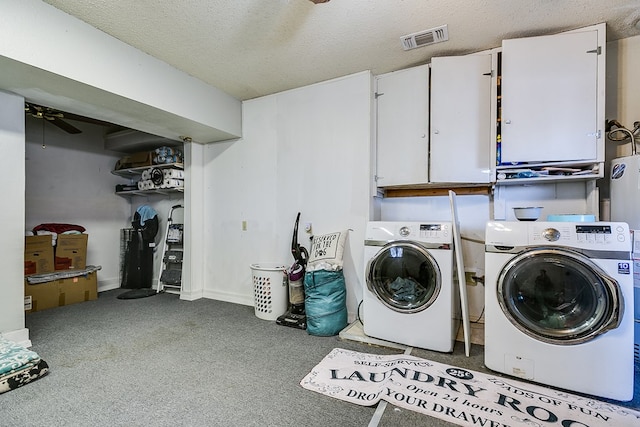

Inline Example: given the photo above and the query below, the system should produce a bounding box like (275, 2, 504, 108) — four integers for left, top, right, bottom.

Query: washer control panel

(530, 222, 628, 249)
(575, 224, 613, 243)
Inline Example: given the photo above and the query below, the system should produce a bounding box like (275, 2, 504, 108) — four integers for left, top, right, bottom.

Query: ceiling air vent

(400, 25, 449, 51)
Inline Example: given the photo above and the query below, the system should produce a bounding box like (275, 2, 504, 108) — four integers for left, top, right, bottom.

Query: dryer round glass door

(366, 241, 441, 313)
(497, 247, 623, 345)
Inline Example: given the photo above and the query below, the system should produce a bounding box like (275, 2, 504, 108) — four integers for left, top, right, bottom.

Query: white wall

(181, 142, 205, 301)
(0, 91, 27, 345)
(203, 72, 372, 320)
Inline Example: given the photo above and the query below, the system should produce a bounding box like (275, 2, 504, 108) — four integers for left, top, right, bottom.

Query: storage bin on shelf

(250, 263, 288, 321)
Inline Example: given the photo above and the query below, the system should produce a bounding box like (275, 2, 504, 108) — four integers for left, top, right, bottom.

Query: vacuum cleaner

(276, 212, 309, 329)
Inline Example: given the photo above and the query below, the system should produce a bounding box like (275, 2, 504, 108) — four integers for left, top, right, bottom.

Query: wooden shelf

(380, 183, 493, 198)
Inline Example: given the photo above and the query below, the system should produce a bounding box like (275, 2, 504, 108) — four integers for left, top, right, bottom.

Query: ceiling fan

(25, 102, 116, 134)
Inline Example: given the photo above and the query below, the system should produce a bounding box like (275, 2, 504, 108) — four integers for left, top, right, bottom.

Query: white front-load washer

(485, 221, 634, 401)
(363, 221, 459, 352)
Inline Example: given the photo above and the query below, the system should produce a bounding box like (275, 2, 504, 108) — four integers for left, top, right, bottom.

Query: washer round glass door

(367, 241, 441, 313)
(497, 247, 622, 345)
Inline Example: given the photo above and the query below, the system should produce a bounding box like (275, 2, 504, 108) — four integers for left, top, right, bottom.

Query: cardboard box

(55, 234, 88, 270)
(24, 271, 98, 313)
(24, 280, 60, 313)
(57, 273, 97, 306)
(114, 151, 153, 170)
(24, 235, 54, 275)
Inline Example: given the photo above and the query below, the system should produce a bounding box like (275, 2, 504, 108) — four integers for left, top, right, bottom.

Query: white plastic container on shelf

(250, 263, 288, 321)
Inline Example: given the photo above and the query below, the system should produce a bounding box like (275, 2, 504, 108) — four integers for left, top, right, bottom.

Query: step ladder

(157, 204, 184, 295)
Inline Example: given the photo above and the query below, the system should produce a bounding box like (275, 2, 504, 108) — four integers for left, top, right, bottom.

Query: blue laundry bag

(304, 269, 348, 336)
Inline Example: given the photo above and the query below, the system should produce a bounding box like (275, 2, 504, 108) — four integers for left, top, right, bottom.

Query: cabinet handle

(432, 130, 438, 135)
(504, 120, 511, 125)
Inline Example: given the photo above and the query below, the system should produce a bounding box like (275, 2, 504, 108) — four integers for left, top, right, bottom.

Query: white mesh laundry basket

(250, 263, 288, 321)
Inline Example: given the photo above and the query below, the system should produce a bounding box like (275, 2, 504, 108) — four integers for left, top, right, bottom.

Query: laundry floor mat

(300, 348, 640, 427)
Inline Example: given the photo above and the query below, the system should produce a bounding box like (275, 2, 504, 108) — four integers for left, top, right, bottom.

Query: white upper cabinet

(375, 64, 429, 187)
(500, 26, 603, 164)
(430, 54, 494, 183)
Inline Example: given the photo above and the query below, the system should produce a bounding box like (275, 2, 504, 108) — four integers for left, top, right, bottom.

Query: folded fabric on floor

(25, 265, 102, 284)
(0, 338, 40, 375)
(0, 336, 49, 395)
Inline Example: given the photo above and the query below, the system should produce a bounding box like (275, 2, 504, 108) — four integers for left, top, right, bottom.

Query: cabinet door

(501, 30, 599, 163)
(375, 65, 429, 187)
(430, 54, 493, 183)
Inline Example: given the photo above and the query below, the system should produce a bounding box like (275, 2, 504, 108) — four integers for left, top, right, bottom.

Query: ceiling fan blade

(47, 117, 82, 134)
(44, 110, 64, 119)
(25, 101, 118, 133)
(59, 111, 115, 127)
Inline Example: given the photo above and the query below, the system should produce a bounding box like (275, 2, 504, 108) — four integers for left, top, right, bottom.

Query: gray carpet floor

(1, 289, 637, 426)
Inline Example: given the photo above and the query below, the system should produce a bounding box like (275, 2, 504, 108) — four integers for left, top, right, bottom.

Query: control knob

(542, 228, 560, 242)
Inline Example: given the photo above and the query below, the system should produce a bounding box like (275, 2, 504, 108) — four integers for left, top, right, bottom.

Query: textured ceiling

(41, 0, 640, 101)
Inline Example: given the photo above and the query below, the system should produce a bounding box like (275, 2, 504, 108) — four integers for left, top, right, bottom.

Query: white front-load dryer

(362, 221, 459, 352)
(484, 221, 634, 401)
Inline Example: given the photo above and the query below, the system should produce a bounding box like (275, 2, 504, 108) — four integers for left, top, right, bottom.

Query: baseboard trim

(179, 289, 203, 301)
(202, 289, 253, 307)
(98, 277, 120, 293)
